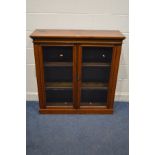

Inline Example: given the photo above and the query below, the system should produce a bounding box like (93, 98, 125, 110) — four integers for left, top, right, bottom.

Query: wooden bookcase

(30, 29, 125, 114)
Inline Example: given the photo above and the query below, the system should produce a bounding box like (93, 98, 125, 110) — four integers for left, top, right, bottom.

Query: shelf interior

(81, 88, 108, 103)
(46, 88, 73, 103)
(82, 47, 113, 63)
(82, 66, 111, 83)
(44, 67, 72, 82)
(43, 46, 73, 62)
(42, 46, 112, 108)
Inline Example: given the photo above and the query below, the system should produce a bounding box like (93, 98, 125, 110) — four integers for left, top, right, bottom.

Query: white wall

(26, 0, 129, 101)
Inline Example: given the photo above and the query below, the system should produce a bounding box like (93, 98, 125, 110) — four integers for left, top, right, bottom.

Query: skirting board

(26, 92, 129, 102)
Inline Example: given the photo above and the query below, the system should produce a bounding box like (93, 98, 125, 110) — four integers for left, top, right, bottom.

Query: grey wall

(26, 0, 129, 101)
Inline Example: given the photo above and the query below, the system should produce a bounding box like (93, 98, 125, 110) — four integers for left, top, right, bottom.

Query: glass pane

(82, 47, 112, 63)
(81, 46, 113, 106)
(46, 89, 72, 106)
(43, 46, 72, 62)
(81, 88, 108, 106)
(43, 46, 73, 106)
(82, 67, 110, 83)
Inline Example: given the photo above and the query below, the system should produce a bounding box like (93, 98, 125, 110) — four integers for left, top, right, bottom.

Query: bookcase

(30, 29, 125, 114)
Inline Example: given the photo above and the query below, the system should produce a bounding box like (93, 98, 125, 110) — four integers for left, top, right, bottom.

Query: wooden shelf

(44, 62, 72, 67)
(45, 82, 108, 89)
(80, 102, 107, 106)
(83, 62, 111, 67)
(44, 62, 110, 67)
(45, 82, 72, 89)
(46, 102, 73, 106)
(82, 82, 108, 89)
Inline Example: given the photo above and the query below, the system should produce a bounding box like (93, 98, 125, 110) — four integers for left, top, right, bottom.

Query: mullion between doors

(77, 45, 82, 109)
(73, 45, 78, 109)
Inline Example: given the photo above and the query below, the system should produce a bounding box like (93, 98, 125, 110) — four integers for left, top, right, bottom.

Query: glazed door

(78, 45, 113, 108)
(41, 44, 77, 108)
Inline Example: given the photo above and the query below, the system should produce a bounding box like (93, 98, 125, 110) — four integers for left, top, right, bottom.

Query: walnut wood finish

(31, 29, 125, 39)
(33, 45, 46, 109)
(30, 29, 125, 114)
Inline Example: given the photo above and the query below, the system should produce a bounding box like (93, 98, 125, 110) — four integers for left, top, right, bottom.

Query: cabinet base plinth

(39, 108, 113, 114)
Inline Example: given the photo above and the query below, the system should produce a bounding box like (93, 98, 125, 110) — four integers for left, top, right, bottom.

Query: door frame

(34, 43, 77, 109)
(77, 44, 115, 109)
(34, 42, 118, 113)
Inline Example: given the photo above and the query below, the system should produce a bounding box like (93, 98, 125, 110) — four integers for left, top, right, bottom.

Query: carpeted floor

(26, 102, 129, 155)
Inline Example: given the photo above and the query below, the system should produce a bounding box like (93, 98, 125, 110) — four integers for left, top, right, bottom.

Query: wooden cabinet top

(30, 29, 125, 40)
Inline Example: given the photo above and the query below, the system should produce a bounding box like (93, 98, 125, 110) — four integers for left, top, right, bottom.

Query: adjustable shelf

(83, 62, 111, 67)
(82, 82, 108, 89)
(46, 102, 73, 107)
(30, 29, 125, 114)
(45, 82, 72, 89)
(44, 62, 72, 67)
(80, 102, 107, 107)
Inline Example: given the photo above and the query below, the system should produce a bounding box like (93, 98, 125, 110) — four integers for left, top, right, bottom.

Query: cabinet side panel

(33, 44, 46, 108)
(107, 45, 122, 109)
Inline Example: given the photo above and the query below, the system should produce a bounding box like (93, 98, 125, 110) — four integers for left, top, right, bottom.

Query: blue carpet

(26, 102, 129, 155)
